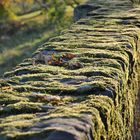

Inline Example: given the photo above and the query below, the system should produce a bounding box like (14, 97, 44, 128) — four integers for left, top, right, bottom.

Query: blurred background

(0, 0, 85, 77)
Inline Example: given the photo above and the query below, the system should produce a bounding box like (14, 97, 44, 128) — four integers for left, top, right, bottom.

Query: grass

(0, 6, 73, 77)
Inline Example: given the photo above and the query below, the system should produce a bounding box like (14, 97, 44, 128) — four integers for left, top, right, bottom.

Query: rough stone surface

(0, 0, 140, 139)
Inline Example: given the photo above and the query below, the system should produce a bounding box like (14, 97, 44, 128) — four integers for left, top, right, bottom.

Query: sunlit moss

(0, 0, 140, 139)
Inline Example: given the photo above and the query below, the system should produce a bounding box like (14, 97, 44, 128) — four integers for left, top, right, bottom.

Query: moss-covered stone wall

(0, 0, 140, 139)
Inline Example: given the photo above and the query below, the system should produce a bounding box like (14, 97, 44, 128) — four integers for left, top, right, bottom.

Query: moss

(0, 93, 28, 105)
(0, 0, 140, 139)
(0, 101, 43, 115)
(0, 114, 36, 123)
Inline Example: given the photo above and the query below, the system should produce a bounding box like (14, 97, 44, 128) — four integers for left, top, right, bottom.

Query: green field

(0, 5, 74, 77)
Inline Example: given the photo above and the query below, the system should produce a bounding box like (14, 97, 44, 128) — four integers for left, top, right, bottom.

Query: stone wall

(0, 0, 140, 139)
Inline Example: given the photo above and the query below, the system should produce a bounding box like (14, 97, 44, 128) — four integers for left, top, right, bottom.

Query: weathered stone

(0, 0, 140, 139)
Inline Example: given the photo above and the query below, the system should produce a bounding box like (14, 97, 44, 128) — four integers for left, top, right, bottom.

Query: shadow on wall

(73, 4, 101, 22)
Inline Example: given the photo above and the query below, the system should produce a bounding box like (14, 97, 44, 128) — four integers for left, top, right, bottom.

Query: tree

(0, 0, 17, 20)
(39, 0, 81, 23)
